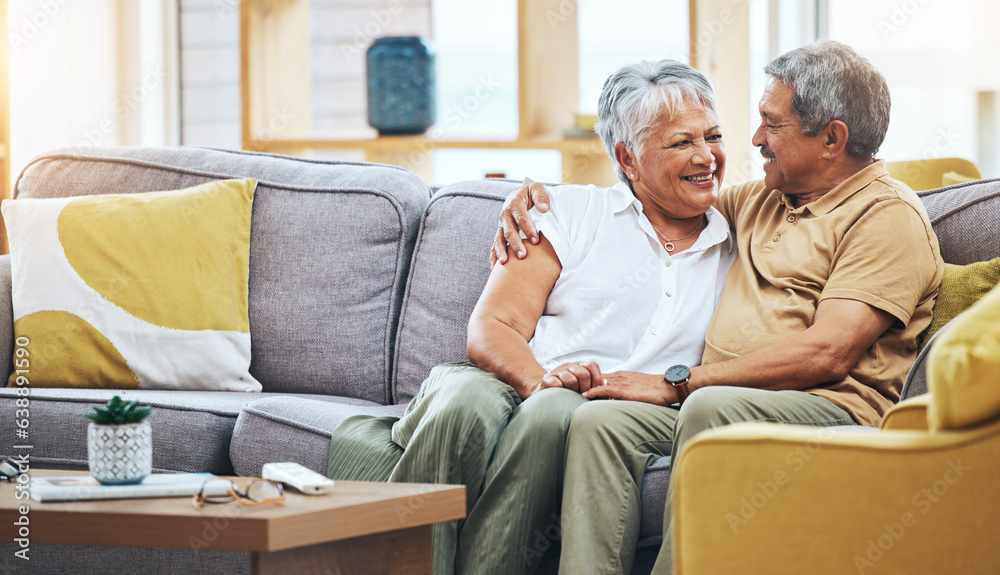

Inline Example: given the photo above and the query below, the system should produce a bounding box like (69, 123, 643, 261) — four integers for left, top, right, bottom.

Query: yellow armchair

(880, 394, 930, 431)
(672, 416, 999, 574)
(672, 284, 1000, 574)
(885, 157, 981, 191)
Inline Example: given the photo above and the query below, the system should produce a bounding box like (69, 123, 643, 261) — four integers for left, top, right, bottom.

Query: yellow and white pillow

(3, 178, 261, 392)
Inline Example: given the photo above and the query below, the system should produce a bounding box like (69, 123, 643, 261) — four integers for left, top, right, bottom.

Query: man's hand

(583, 371, 678, 406)
(490, 180, 552, 267)
(529, 361, 603, 397)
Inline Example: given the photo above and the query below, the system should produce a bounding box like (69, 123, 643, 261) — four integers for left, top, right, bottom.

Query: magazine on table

(30, 472, 229, 502)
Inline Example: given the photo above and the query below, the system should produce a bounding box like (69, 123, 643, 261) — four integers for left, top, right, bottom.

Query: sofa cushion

(13, 148, 431, 403)
(229, 396, 408, 477)
(900, 314, 957, 400)
(638, 456, 671, 546)
(392, 179, 522, 402)
(917, 177, 1000, 265)
(917, 257, 1000, 349)
(928, 282, 1000, 431)
(0, 543, 248, 575)
(0, 388, 383, 475)
(4, 179, 260, 392)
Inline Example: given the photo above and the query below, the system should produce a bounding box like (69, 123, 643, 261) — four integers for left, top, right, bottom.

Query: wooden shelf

(240, 0, 619, 186)
(239, 0, 748, 185)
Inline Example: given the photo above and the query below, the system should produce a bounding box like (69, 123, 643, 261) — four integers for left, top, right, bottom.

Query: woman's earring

(629, 173, 636, 179)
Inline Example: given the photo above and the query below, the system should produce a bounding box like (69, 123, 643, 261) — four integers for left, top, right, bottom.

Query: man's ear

(822, 120, 850, 158)
(614, 143, 638, 179)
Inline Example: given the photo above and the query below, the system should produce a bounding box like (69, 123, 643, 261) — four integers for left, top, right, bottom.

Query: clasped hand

(533, 362, 678, 406)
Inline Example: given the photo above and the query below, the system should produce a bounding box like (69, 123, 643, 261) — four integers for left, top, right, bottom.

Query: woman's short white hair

(595, 59, 718, 185)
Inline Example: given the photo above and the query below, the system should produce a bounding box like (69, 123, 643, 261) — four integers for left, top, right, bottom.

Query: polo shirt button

(665, 291, 672, 297)
(787, 214, 796, 223)
(773, 234, 781, 242)
(651, 329, 659, 335)
(664, 261, 672, 268)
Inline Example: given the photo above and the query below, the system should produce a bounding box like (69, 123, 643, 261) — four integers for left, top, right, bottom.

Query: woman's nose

(692, 140, 714, 165)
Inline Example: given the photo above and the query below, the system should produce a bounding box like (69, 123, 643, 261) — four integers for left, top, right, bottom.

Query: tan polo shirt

(705, 160, 944, 426)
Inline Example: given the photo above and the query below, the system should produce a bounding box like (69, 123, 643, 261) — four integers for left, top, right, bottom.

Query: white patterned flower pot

(87, 421, 152, 485)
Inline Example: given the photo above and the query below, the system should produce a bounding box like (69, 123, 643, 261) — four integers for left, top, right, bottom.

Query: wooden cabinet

(240, 0, 617, 185)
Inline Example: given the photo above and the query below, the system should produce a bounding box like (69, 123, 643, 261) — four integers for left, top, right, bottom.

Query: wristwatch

(664, 364, 691, 405)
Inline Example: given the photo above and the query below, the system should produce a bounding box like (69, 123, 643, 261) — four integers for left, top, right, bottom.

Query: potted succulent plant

(85, 396, 153, 485)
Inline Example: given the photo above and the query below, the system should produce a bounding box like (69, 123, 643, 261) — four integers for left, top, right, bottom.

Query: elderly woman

(326, 59, 735, 575)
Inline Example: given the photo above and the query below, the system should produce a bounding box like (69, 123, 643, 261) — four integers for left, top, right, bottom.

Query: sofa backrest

(917, 177, 1000, 265)
(391, 179, 520, 403)
(9, 147, 430, 403)
(901, 176, 1000, 399)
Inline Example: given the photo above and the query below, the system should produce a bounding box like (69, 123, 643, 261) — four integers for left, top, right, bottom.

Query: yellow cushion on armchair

(928, 282, 1000, 431)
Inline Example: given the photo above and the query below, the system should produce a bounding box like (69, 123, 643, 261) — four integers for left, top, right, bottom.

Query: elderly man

(493, 40, 943, 574)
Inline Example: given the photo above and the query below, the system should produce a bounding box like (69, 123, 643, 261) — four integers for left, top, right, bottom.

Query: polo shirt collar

(778, 159, 889, 216)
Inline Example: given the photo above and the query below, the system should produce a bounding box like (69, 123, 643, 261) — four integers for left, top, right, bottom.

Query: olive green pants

(327, 364, 854, 575)
(558, 386, 855, 575)
(326, 362, 588, 575)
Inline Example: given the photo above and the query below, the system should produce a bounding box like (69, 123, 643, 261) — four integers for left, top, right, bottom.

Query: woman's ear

(615, 143, 638, 180)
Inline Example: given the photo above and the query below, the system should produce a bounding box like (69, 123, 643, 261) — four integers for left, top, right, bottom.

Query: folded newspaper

(30, 473, 228, 502)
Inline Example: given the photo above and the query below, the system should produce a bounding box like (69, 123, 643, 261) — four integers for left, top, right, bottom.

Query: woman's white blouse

(527, 182, 737, 375)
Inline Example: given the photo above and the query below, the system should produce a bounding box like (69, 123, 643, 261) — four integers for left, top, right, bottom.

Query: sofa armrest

(0, 255, 11, 380)
(880, 394, 931, 431)
(672, 420, 999, 575)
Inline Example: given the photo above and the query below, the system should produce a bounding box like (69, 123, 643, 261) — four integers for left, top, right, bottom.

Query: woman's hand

(490, 180, 552, 267)
(529, 361, 604, 397)
(582, 371, 679, 406)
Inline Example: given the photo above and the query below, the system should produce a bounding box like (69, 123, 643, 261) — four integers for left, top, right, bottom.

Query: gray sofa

(1, 147, 997, 574)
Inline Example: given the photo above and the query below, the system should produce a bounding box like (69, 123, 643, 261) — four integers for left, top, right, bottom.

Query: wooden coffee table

(0, 470, 465, 574)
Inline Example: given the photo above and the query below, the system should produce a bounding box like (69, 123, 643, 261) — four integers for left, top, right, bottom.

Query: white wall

(8, 0, 178, 188)
(827, 0, 1000, 178)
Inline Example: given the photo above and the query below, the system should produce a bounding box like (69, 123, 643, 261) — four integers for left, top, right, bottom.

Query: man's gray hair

(764, 40, 890, 159)
(595, 60, 718, 184)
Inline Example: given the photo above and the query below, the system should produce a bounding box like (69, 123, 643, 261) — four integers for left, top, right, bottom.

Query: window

(825, 0, 999, 177)
(578, 0, 689, 114)
(179, 0, 240, 148)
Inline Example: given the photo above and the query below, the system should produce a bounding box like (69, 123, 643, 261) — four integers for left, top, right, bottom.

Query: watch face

(665, 364, 690, 384)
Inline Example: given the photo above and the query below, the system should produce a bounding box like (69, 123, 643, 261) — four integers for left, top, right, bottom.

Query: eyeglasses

(0, 458, 19, 482)
(192, 477, 285, 510)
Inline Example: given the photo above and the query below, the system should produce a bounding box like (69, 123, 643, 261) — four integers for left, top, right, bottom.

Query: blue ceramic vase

(366, 36, 436, 135)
